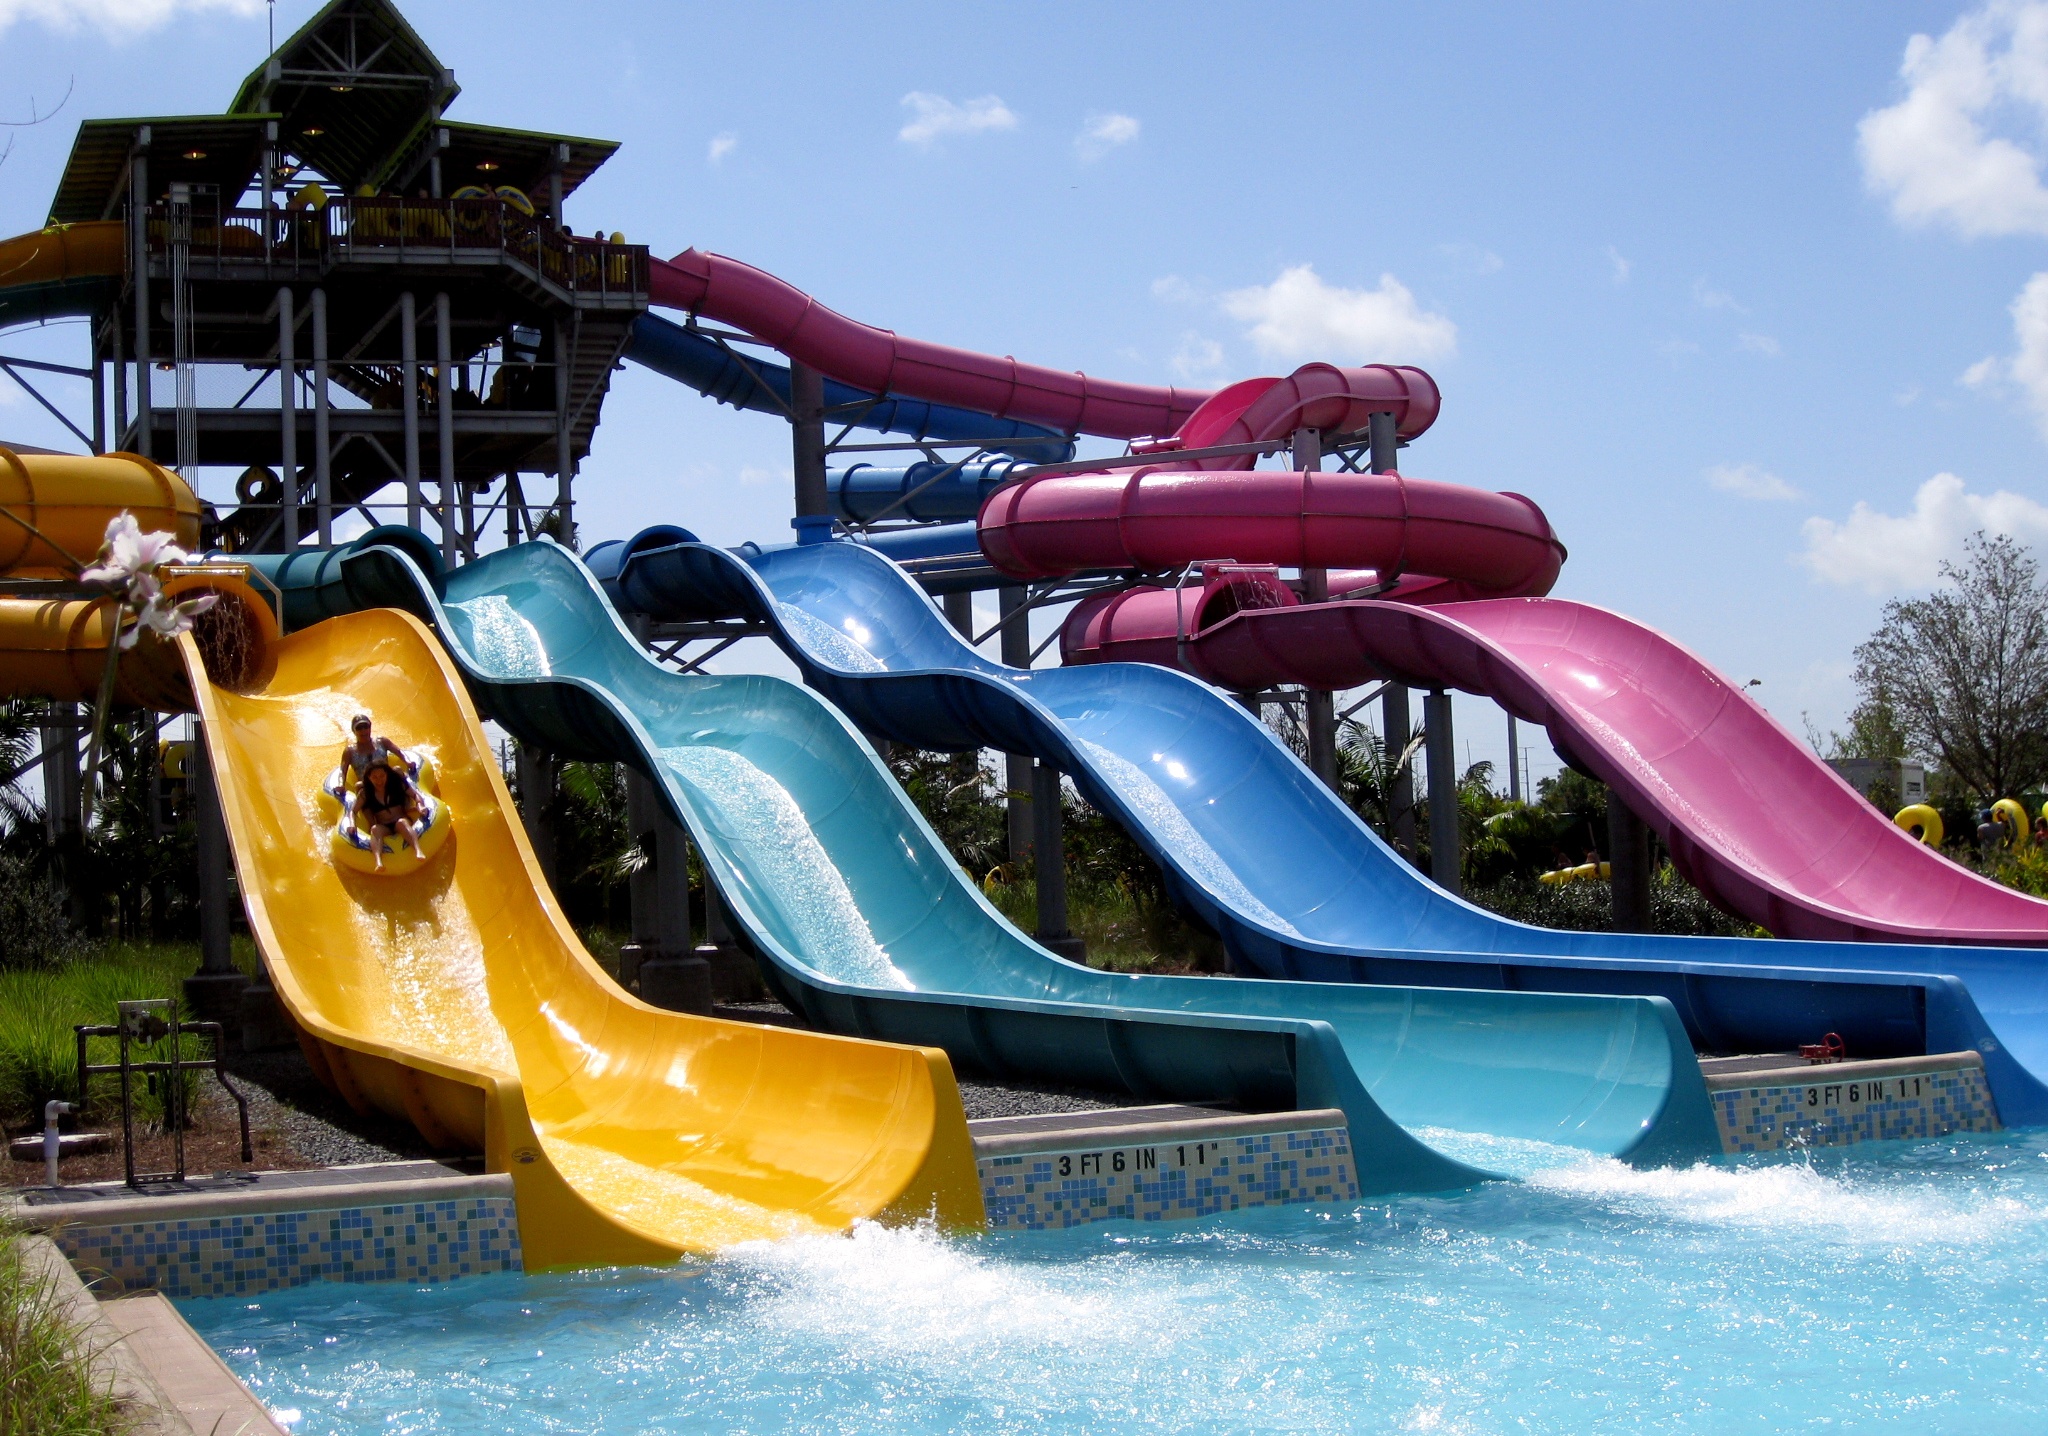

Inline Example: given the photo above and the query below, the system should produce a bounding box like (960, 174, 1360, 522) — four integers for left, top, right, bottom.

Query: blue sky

(5, 1, 2048, 786)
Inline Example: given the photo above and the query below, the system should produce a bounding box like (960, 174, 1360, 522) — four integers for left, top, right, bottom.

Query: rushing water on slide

(184, 1130, 2048, 1433)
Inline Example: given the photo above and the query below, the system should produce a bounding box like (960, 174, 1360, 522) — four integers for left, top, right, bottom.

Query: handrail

(140, 197, 650, 301)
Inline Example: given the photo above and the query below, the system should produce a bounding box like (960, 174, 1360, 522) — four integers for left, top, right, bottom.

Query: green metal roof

(47, 116, 275, 225)
(229, 0, 455, 193)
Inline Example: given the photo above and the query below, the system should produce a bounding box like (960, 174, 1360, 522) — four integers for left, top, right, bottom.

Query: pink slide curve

(650, 251, 1212, 440)
(1312, 598, 2048, 945)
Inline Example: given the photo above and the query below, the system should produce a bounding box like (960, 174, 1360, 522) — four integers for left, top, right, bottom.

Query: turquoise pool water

(182, 1133, 2048, 1433)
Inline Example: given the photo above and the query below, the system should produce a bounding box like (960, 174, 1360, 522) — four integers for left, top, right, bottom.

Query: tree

(1852, 532, 2048, 801)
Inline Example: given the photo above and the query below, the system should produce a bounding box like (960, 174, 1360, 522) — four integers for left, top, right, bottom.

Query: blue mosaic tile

(979, 1126, 1358, 1231)
(48, 1197, 522, 1298)
(1711, 1064, 1998, 1154)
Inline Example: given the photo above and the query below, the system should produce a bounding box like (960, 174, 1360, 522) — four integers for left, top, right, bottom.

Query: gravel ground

(716, 1001, 1141, 1120)
(223, 1049, 437, 1167)
(171, 1002, 1155, 1173)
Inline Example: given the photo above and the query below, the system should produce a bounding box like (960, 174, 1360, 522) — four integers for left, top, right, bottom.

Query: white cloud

(1800, 471, 2048, 591)
(707, 132, 738, 165)
(1076, 112, 1139, 160)
(1692, 277, 1746, 312)
(0, 0, 260, 36)
(1220, 265, 1456, 364)
(1605, 246, 1632, 284)
(1859, 2, 2048, 237)
(1169, 332, 1225, 381)
(1955, 271, 2048, 436)
(898, 92, 1018, 148)
(1150, 274, 1198, 304)
(1737, 331, 1781, 356)
(1706, 462, 1801, 502)
(1438, 242, 1503, 275)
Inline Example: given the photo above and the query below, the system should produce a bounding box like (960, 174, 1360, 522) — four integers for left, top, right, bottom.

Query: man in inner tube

(340, 712, 408, 799)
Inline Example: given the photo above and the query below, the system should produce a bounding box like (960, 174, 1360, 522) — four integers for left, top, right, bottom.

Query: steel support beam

(1609, 793, 1654, 933)
(400, 291, 421, 530)
(1293, 425, 1338, 790)
(311, 287, 332, 545)
(434, 292, 455, 566)
(1032, 761, 1085, 960)
(790, 359, 829, 538)
(276, 288, 297, 549)
(1000, 585, 1034, 864)
(1425, 689, 1460, 894)
(130, 137, 152, 459)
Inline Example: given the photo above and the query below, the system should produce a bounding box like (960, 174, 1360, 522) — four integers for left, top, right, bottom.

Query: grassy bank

(0, 942, 251, 1136)
(0, 1221, 131, 1435)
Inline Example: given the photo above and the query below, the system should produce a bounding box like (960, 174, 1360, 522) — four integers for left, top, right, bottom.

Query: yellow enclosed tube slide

(174, 608, 984, 1267)
(0, 222, 124, 291)
(0, 444, 202, 577)
(0, 565, 277, 710)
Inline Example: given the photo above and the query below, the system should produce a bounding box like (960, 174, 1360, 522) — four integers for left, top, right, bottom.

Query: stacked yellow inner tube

(1894, 796, 2040, 848)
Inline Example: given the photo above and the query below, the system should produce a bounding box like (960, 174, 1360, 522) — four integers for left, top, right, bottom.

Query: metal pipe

(1384, 685, 1416, 858)
(435, 292, 455, 566)
(276, 287, 296, 549)
(311, 287, 331, 546)
(1000, 586, 1034, 864)
(790, 359, 829, 540)
(1609, 793, 1653, 933)
(43, 1100, 72, 1188)
(1293, 425, 1339, 790)
(110, 308, 127, 447)
(400, 291, 420, 530)
(1507, 714, 1522, 803)
(131, 136, 152, 459)
(90, 327, 105, 455)
(553, 321, 575, 550)
(1424, 689, 1460, 894)
(194, 721, 235, 975)
(1369, 411, 1399, 475)
(1032, 762, 1073, 950)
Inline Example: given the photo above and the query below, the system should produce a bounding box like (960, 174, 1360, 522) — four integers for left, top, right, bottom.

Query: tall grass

(0, 1220, 132, 1435)
(0, 944, 213, 1134)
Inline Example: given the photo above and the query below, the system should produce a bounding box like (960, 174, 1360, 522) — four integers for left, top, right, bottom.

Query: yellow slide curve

(174, 608, 984, 1266)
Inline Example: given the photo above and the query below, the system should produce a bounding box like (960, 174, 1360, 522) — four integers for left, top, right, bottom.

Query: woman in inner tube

(354, 758, 424, 872)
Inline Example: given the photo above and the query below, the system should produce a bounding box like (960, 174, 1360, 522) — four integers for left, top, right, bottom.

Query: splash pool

(183, 1133, 2048, 1433)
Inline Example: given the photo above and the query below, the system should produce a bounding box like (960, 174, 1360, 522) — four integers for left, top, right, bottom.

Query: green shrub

(0, 944, 206, 1134)
(0, 1220, 132, 1434)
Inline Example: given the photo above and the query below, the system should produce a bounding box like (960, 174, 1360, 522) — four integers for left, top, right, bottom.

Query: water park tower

(20, 0, 646, 555)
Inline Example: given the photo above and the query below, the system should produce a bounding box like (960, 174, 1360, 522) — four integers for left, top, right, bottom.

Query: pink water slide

(650, 250, 1214, 440)
(646, 245, 2048, 942)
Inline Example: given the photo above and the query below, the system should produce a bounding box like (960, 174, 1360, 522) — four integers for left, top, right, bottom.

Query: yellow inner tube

(317, 752, 451, 874)
(1993, 797, 2031, 847)
(1894, 803, 1944, 847)
(1539, 861, 1612, 885)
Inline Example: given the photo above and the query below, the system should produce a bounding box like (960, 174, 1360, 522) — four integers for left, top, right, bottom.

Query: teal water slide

(249, 531, 1721, 1190)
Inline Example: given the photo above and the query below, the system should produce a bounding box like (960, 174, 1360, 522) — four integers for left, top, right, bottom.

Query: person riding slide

(354, 759, 423, 871)
(341, 712, 408, 800)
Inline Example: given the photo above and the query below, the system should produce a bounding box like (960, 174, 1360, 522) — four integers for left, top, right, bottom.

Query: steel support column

(130, 137, 151, 459)
(553, 320, 576, 551)
(1032, 762, 1085, 960)
(276, 288, 297, 549)
(1000, 586, 1033, 864)
(1294, 425, 1338, 789)
(311, 288, 332, 546)
(790, 359, 829, 536)
(434, 292, 456, 565)
(1608, 792, 1654, 933)
(400, 291, 421, 530)
(1424, 689, 1460, 894)
(184, 721, 247, 1022)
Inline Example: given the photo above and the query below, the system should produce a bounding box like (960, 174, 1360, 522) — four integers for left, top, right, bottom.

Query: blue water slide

(830, 458, 1028, 524)
(624, 314, 1075, 465)
(257, 529, 1730, 1186)
(597, 533, 2048, 1126)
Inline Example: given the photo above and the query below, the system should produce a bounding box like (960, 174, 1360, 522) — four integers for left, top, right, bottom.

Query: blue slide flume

(587, 532, 2048, 1126)
(269, 529, 1726, 1187)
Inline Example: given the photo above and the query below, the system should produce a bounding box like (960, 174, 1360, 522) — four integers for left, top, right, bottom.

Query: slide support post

(184, 721, 247, 1024)
(1425, 689, 1461, 894)
(401, 291, 421, 530)
(1000, 586, 1034, 864)
(790, 360, 829, 533)
(1032, 762, 1085, 961)
(1609, 792, 1654, 933)
(276, 287, 297, 549)
(1384, 685, 1416, 857)
(1293, 426, 1339, 791)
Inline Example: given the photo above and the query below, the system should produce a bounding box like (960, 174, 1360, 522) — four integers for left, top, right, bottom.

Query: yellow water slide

(0, 222, 125, 332)
(0, 447, 985, 1266)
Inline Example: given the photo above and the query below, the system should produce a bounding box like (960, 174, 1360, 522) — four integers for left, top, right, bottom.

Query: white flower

(81, 512, 187, 606)
(118, 590, 217, 650)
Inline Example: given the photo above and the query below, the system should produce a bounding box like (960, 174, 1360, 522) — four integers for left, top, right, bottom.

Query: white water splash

(776, 602, 886, 673)
(445, 595, 550, 677)
(658, 745, 913, 989)
(1076, 740, 1300, 936)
